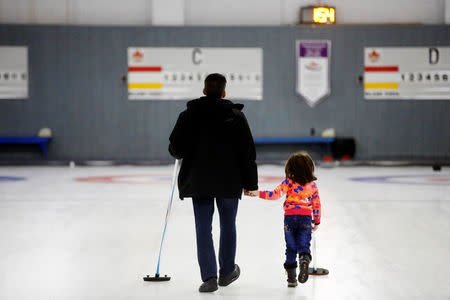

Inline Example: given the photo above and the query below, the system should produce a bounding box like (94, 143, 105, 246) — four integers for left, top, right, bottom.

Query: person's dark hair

(285, 151, 317, 185)
(204, 73, 227, 98)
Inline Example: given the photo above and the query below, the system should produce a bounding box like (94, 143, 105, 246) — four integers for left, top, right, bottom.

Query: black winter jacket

(169, 96, 258, 199)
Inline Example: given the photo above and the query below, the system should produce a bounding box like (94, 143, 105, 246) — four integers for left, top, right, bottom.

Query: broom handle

(312, 228, 317, 272)
(156, 159, 180, 276)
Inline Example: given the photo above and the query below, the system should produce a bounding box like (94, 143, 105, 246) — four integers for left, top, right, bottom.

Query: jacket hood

(186, 96, 244, 112)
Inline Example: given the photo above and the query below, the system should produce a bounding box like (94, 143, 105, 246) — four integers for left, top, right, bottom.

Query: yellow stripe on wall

(128, 83, 163, 89)
(364, 82, 399, 89)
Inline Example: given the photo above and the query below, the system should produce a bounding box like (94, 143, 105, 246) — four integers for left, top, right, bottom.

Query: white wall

(188, 0, 446, 25)
(0, 0, 447, 25)
(68, 0, 150, 25)
(152, 0, 184, 25)
(446, 0, 450, 24)
(185, 0, 282, 25)
(34, 0, 67, 24)
(0, 0, 152, 25)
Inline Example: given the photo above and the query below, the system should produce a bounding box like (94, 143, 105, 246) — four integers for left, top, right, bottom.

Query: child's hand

(244, 190, 259, 197)
(312, 224, 319, 232)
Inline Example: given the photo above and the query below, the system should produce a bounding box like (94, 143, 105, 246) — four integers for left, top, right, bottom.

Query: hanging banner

(296, 40, 331, 107)
(127, 47, 262, 100)
(0, 46, 28, 99)
(364, 47, 450, 100)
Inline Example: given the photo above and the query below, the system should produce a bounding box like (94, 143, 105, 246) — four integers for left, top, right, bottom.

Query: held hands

(244, 189, 259, 197)
(312, 224, 319, 232)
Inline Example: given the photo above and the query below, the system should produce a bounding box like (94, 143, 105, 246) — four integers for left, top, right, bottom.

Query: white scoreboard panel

(0, 47, 28, 99)
(127, 47, 263, 100)
(364, 47, 450, 100)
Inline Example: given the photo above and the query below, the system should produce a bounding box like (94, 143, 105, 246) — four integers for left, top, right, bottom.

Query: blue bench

(0, 137, 52, 159)
(254, 137, 335, 157)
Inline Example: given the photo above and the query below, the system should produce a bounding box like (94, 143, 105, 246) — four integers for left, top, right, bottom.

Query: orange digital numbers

(313, 7, 335, 24)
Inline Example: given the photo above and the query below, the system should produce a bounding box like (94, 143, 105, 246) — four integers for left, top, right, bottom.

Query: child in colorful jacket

(248, 151, 321, 287)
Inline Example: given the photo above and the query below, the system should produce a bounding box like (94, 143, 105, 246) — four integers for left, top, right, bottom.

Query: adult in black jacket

(169, 73, 258, 292)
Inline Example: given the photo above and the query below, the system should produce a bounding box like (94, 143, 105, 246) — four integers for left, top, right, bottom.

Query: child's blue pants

(284, 215, 312, 265)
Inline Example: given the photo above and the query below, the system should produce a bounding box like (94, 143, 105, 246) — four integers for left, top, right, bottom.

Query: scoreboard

(300, 6, 336, 24)
(0, 47, 28, 99)
(364, 47, 450, 100)
(127, 47, 263, 101)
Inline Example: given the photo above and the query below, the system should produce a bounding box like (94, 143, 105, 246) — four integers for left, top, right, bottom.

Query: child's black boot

(283, 262, 298, 287)
(298, 253, 312, 283)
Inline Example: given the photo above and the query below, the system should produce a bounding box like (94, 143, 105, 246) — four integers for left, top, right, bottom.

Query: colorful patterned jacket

(259, 178, 321, 224)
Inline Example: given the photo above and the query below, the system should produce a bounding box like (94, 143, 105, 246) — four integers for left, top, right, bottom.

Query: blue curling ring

(0, 176, 26, 182)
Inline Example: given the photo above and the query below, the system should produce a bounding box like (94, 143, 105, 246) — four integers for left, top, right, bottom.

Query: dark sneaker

(199, 277, 218, 293)
(218, 264, 240, 286)
(298, 254, 311, 284)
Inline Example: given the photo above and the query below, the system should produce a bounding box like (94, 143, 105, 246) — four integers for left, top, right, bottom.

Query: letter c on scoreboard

(192, 48, 203, 65)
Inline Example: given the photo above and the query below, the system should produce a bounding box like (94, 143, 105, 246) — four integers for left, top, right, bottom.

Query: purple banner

(296, 40, 331, 107)
(299, 42, 329, 58)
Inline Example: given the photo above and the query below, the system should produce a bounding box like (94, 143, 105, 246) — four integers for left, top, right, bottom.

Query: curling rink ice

(0, 164, 449, 300)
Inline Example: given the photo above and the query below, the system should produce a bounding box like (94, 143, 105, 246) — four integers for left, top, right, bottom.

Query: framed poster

(127, 47, 262, 100)
(0, 46, 28, 99)
(296, 40, 331, 107)
(364, 47, 450, 100)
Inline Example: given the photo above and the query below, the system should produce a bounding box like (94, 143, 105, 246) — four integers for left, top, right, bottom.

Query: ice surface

(0, 165, 449, 300)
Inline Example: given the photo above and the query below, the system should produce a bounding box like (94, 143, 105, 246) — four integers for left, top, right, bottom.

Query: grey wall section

(0, 25, 449, 161)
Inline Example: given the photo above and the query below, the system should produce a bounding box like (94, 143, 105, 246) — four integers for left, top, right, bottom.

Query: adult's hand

(244, 190, 258, 197)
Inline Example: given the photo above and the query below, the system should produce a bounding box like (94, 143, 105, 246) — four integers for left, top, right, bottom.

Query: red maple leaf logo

(368, 50, 380, 63)
(132, 50, 143, 62)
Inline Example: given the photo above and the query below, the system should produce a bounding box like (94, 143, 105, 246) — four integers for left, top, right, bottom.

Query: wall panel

(0, 25, 449, 161)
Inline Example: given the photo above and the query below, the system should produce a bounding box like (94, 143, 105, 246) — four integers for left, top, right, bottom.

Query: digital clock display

(300, 6, 336, 24)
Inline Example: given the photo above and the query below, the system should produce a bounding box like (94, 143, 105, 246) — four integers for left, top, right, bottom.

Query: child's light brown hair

(285, 151, 317, 185)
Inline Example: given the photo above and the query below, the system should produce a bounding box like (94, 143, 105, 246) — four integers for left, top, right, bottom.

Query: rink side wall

(0, 25, 449, 161)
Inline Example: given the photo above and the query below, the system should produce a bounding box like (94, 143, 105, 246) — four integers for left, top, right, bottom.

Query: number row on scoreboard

(401, 72, 449, 83)
(162, 72, 262, 84)
(0, 71, 27, 82)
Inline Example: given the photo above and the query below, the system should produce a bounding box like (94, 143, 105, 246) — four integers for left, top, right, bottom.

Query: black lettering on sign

(417, 73, 423, 81)
(429, 48, 439, 65)
(192, 48, 203, 65)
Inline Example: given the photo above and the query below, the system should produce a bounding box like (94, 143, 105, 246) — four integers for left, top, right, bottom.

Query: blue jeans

(192, 197, 238, 282)
(284, 215, 312, 265)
